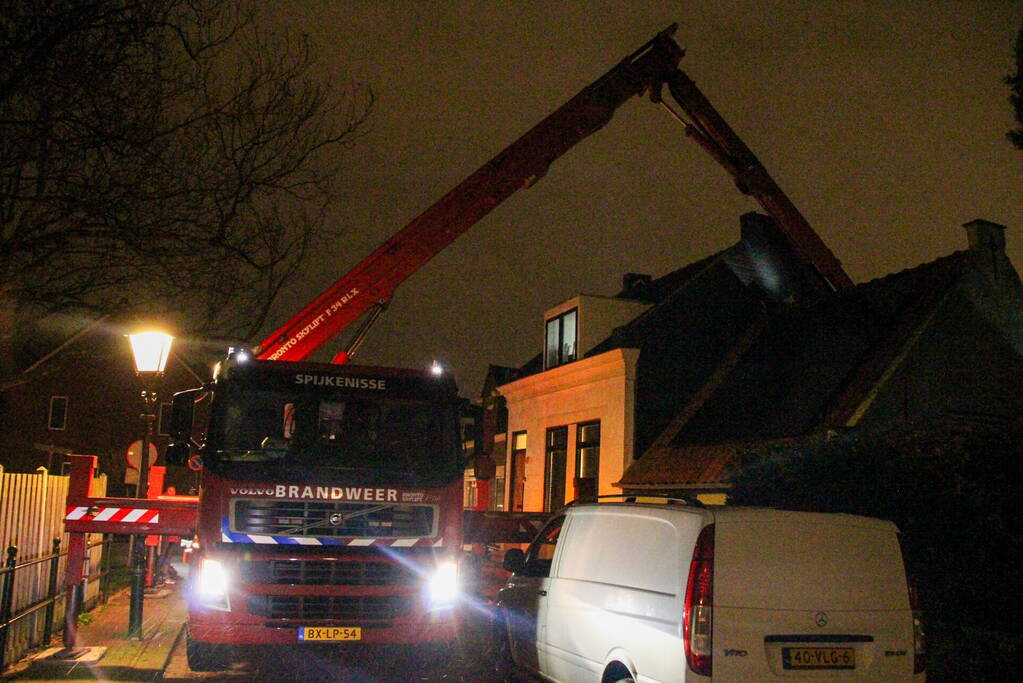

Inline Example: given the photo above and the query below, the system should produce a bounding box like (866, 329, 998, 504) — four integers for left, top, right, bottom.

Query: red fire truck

(165, 24, 850, 670)
(167, 357, 465, 667)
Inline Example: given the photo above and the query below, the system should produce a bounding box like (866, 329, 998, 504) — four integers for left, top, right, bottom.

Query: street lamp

(126, 329, 173, 640)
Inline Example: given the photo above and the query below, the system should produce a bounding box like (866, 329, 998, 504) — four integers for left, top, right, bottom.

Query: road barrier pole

(62, 532, 86, 650)
(99, 536, 111, 604)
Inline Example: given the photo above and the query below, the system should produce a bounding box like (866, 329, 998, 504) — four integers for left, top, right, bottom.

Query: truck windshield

(211, 389, 452, 475)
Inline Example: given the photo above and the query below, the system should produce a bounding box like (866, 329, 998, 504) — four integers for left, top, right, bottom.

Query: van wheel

(185, 631, 231, 672)
(603, 662, 635, 683)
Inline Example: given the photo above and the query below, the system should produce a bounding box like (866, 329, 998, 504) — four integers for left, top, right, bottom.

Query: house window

(544, 426, 568, 512)
(489, 467, 506, 511)
(490, 437, 507, 511)
(509, 431, 527, 511)
(464, 478, 478, 509)
(157, 402, 173, 436)
(575, 421, 600, 500)
(545, 309, 577, 369)
(48, 396, 68, 431)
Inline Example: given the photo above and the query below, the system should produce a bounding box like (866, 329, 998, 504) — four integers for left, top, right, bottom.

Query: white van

(495, 498, 925, 682)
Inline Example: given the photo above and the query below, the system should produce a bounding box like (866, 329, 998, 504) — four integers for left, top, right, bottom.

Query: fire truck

(166, 356, 466, 668)
(164, 24, 850, 670)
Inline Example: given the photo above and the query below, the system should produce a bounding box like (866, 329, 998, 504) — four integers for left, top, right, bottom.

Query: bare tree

(1009, 22, 1023, 149)
(0, 1, 372, 365)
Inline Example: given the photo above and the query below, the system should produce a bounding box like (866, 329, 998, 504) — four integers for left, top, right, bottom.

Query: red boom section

(254, 27, 686, 362)
(662, 70, 853, 291)
(254, 23, 853, 362)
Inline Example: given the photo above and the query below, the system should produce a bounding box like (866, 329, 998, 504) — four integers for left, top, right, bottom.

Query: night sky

(268, 1, 1023, 397)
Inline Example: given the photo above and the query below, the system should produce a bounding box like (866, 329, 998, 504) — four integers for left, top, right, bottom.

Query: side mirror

(165, 441, 190, 467)
(502, 547, 526, 574)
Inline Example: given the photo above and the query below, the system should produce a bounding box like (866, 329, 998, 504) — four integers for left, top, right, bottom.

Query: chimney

(963, 219, 1006, 254)
(621, 273, 652, 299)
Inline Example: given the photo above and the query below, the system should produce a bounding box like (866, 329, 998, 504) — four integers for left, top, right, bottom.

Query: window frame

(575, 420, 601, 498)
(48, 396, 68, 431)
(522, 514, 566, 577)
(544, 308, 578, 370)
(464, 478, 479, 509)
(544, 426, 568, 513)
(509, 431, 527, 511)
(490, 435, 507, 511)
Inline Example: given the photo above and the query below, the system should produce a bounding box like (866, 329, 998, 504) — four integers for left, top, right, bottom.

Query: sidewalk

(2, 583, 187, 683)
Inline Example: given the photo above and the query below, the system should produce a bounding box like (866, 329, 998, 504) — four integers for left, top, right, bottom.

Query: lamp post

(126, 330, 173, 640)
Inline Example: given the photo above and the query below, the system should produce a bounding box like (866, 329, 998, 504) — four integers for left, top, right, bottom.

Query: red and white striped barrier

(65, 506, 160, 524)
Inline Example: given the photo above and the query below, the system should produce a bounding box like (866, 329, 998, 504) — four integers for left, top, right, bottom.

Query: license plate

(782, 647, 855, 669)
(298, 626, 362, 642)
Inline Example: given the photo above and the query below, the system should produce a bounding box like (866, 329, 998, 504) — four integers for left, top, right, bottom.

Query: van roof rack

(565, 494, 704, 508)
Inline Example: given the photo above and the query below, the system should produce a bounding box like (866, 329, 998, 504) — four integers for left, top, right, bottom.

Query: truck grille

(247, 595, 414, 621)
(239, 559, 415, 586)
(232, 500, 436, 539)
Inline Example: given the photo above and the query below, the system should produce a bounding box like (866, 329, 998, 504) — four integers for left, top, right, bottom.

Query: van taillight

(898, 533, 926, 674)
(684, 524, 714, 676)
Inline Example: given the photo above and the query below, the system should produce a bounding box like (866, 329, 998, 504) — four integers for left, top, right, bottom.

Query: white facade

(497, 347, 640, 512)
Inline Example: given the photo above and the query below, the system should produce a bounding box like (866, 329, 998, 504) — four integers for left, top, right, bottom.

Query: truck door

(501, 515, 565, 676)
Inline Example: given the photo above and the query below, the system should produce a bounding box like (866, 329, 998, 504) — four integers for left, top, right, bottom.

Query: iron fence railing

(0, 536, 112, 674)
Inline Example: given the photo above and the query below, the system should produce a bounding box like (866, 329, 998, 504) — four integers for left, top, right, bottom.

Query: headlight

(426, 560, 459, 610)
(196, 558, 231, 611)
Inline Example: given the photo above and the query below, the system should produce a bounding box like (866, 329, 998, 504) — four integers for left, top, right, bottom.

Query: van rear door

(712, 512, 919, 681)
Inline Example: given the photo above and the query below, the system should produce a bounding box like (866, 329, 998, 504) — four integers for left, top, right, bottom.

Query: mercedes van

(496, 498, 925, 682)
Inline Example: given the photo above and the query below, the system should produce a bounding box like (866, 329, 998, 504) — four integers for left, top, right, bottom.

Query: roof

(624, 248, 985, 489)
(823, 251, 966, 425)
(615, 442, 743, 490)
(498, 213, 1020, 491)
(616, 437, 808, 491)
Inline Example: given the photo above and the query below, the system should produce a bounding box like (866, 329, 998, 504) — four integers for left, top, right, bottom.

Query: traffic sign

(126, 440, 158, 470)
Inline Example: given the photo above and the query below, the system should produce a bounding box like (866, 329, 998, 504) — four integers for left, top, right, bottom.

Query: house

(486, 213, 1023, 511)
(463, 364, 518, 510)
(0, 317, 210, 495)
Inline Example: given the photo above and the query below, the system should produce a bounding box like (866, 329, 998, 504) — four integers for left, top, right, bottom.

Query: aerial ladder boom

(254, 24, 850, 364)
(254, 25, 686, 363)
(656, 69, 853, 290)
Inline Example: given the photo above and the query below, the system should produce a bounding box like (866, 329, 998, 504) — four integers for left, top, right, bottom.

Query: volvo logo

(815, 612, 829, 628)
(329, 512, 344, 526)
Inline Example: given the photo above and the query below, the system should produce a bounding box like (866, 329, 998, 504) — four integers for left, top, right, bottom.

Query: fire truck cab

(168, 352, 467, 669)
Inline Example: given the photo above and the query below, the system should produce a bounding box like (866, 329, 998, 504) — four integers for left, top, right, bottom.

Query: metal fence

(0, 466, 107, 671)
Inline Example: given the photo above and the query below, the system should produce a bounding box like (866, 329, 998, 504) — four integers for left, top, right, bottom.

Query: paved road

(161, 601, 506, 682)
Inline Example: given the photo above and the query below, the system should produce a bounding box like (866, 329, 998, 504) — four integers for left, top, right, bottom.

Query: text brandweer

(231, 485, 399, 501)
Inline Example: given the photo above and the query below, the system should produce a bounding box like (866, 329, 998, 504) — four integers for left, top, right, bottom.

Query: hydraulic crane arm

(254, 24, 850, 364)
(657, 69, 853, 290)
(254, 25, 686, 363)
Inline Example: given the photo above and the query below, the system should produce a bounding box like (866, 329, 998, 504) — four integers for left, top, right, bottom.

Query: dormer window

(545, 308, 577, 369)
